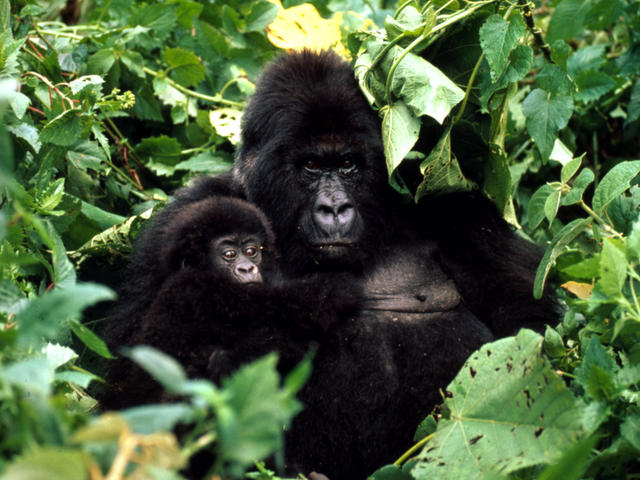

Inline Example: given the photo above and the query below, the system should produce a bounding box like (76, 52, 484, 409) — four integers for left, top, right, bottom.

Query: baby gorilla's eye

(222, 249, 237, 260)
(244, 247, 258, 257)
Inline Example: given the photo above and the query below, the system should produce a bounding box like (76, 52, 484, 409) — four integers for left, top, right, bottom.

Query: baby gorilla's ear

(161, 232, 206, 273)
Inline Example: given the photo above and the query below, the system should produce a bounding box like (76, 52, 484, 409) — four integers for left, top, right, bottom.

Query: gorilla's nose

(313, 191, 355, 235)
(235, 262, 262, 283)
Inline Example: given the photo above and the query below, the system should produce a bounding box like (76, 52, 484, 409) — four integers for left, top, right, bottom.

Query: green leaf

(575, 335, 619, 401)
(483, 149, 512, 212)
(121, 51, 146, 78)
(175, 152, 233, 174)
(574, 71, 615, 103)
(86, 49, 116, 74)
(163, 48, 205, 87)
(550, 40, 571, 71)
(522, 89, 573, 159)
(411, 330, 585, 479)
(536, 64, 573, 96)
(537, 434, 599, 480)
(547, 0, 591, 42)
(527, 184, 554, 230)
(7, 89, 30, 119)
(626, 79, 640, 126)
(55, 371, 98, 389)
(216, 354, 303, 477)
(69, 75, 104, 95)
(69, 319, 113, 359)
(628, 219, 640, 259)
(121, 404, 193, 434)
(544, 326, 565, 358)
(479, 13, 525, 82)
(558, 255, 600, 279)
(0, 448, 88, 480)
(127, 345, 187, 393)
(369, 465, 414, 480)
(416, 126, 474, 199)
(561, 168, 594, 206)
(385, 6, 424, 39)
(381, 102, 420, 180)
(561, 157, 582, 184)
(534, 218, 591, 298)
(597, 239, 627, 297)
(567, 45, 606, 77)
(621, 414, 640, 450)
(39, 110, 89, 147)
(0, 0, 10, 32)
(479, 44, 533, 112)
(246, 2, 279, 32)
(137, 135, 183, 176)
(7, 123, 41, 153)
(15, 283, 115, 349)
(42, 342, 77, 369)
(544, 189, 562, 225)
(383, 47, 464, 123)
(66, 140, 106, 171)
(3, 357, 55, 395)
(36, 178, 65, 214)
(592, 160, 640, 214)
(45, 221, 76, 288)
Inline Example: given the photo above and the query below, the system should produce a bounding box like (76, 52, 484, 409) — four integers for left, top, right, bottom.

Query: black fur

(105, 50, 559, 479)
(104, 196, 359, 407)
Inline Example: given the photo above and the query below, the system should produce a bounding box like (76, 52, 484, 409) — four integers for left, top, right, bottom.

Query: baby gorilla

(106, 196, 360, 406)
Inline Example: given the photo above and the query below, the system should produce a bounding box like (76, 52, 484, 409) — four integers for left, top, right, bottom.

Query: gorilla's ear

(161, 232, 206, 273)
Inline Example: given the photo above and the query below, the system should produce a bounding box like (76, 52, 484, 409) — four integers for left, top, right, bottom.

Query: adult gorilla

(107, 50, 557, 479)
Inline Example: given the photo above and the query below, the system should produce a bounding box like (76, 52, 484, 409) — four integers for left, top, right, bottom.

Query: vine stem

(579, 200, 622, 237)
(394, 433, 435, 466)
(383, 0, 497, 103)
(518, 0, 551, 62)
(142, 67, 244, 108)
(452, 52, 484, 124)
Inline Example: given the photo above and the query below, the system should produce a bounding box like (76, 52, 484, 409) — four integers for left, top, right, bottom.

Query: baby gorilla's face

(210, 234, 263, 284)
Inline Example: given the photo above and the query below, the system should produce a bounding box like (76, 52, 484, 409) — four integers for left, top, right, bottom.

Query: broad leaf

(547, 0, 591, 42)
(411, 330, 585, 479)
(127, 346, 187, 393)
(522, 89, 573, 159)
(0, 448, 88, 480)
(527, 184, 554, 230)
(385, 48, 464, 123)
(592, 160, 640, 214)
(164, 48, 205, 87)
(534, 218, 592, 298)
(561, 168, 594, 206)
(416, 126, 474, 199)
(479, 13, 526, 82)
(15, 283, 115, 349)
(69, 319, 113, 358)
(381, 102, 420, 180)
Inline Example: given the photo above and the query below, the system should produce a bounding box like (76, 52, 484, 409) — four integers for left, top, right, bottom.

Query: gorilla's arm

(413, 191, 560, 337)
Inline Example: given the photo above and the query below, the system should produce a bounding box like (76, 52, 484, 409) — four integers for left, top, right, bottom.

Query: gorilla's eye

(341, 159, 355, 171)
(244, 247, 258, 257)
(305, 160, 320, 171)
(222, 249, 237, 260)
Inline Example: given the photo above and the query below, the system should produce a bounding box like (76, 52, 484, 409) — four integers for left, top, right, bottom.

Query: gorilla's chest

(361, 241, 461, 314)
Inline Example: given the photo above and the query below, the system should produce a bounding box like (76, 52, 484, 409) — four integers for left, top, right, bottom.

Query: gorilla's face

(239, 135, 392, 274)
(235, 50, 395, 274)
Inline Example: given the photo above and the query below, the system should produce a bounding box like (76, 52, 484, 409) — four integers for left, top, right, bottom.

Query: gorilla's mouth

(309, 242, 358, 249)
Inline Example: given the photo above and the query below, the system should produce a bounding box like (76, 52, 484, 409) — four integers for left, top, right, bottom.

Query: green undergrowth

(1, 0, 640, 478)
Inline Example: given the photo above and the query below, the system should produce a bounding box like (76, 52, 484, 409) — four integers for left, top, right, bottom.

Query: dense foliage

(1, 0, 640, 478)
